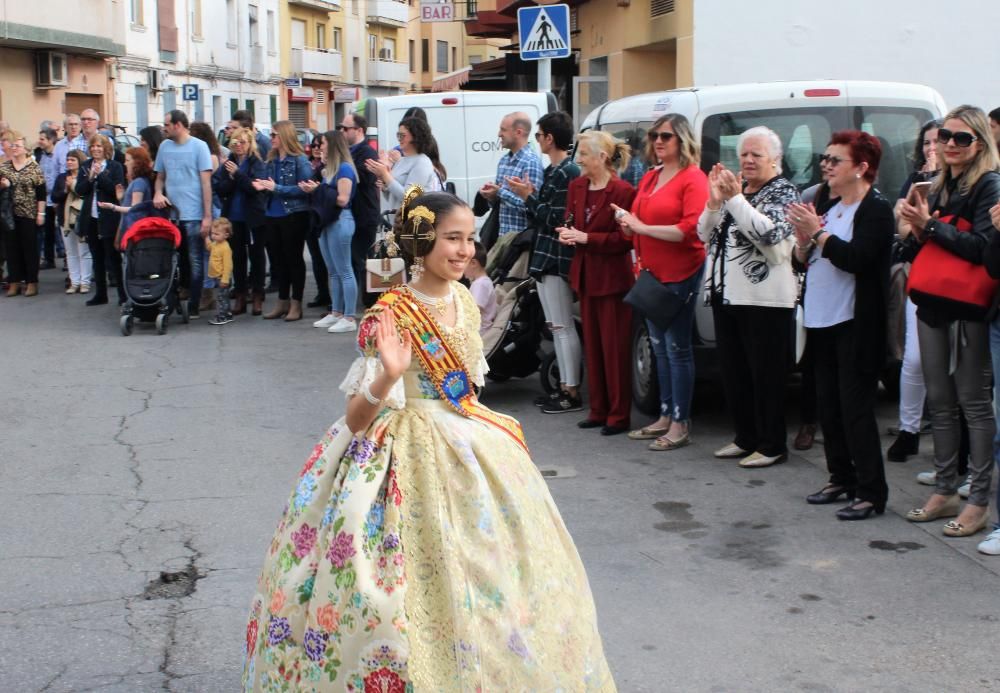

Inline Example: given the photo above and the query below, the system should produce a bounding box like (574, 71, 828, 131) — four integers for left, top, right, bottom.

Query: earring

(855, 173, 861, 179)
(409, 257, 425, 283)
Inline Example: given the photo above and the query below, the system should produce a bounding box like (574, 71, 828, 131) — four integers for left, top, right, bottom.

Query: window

(408, 39, 415, 72)
(466, 0, 477, 17)
(245, 100, 256, 118)
(333, 28, 342, 52)
(421, 39, 429, 72)
(469, 55, 481, 66)
(369, 34, 378, 60)
(226, 0, 236, 44)
(191, 0, 202, 37)
(317, 23, 326, 50)
(452, 47, 457, 72)
(352, 57, 359, 81)
(248, 4, 260, 46)
(291, 19, 306, 50)
(230, 98, 239, 117)
(130, 0, 144, 26)
(267, 10, 276, 52)
(270, 95, 278, 124)
(436, 40, 447, 74)
(383, 37, 396, 62)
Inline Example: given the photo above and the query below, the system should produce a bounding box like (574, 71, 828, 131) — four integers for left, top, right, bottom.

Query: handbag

(366, 257, 406, 293)
(907, 214, 999, 321)
(624, 268, 689, 331)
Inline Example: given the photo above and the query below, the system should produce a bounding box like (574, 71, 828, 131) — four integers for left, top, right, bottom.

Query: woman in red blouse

(614, 113, 710, 451)
(558, 131, 636, 435)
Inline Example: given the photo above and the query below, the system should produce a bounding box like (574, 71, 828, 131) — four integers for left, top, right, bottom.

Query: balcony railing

(288, 0, 342, 10)
(366, 0, 408, 27)
(292, 48, 343, 78)
(367, 59, 408, 84)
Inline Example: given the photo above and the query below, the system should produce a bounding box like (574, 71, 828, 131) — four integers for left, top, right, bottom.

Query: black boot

(887, 430, 919, 462)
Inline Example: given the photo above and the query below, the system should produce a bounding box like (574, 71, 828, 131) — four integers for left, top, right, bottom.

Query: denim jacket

(265, 154, 312, 215)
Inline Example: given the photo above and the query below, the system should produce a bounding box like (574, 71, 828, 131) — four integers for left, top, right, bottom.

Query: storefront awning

(433, 67, 472, 92)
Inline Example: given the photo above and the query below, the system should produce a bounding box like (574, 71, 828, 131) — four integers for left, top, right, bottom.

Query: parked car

(580, 80, 947, 413)
(297, 127, 319, 158)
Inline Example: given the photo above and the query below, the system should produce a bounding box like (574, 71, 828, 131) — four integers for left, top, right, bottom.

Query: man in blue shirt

(54, 114, 87, 174)
(478, 112, 544, 237)
(36, 127, 63, 269)
(154, 109, 214, 317)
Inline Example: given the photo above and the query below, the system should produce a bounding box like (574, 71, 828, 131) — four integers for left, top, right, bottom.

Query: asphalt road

(2, 269, 999, 692)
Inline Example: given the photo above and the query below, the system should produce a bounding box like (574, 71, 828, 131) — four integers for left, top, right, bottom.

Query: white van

(351, 91, 556, 207)
(580, 80, 947, 412)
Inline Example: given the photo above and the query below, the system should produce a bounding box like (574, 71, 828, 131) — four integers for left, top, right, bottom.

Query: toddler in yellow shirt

(206, 218, 234, 325)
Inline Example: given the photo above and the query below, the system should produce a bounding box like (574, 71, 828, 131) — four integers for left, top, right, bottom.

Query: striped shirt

(495, 146, 543, 236)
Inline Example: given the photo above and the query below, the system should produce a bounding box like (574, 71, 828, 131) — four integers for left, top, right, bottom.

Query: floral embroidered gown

(243, 282, 616, 692)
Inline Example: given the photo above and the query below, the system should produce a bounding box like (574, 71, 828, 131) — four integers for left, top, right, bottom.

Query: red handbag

(906, 214, 999, 321)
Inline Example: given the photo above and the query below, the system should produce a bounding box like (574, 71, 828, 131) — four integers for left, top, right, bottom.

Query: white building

(115, 0, 283, 136)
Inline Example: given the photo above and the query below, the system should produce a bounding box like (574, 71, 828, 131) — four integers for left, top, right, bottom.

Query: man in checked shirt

(479, 111, 544, 238)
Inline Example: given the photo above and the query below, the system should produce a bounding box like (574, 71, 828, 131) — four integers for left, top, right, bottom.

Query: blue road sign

(518, 4, 571, 61)
(182, 84, 199, 101)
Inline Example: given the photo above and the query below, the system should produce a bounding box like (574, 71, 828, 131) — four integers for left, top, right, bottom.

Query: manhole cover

(142, 566, 200, 600)
(538, 466, 577, 479)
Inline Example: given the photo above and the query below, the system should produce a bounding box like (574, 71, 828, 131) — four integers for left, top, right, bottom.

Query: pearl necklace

(407, 283, 454, 316)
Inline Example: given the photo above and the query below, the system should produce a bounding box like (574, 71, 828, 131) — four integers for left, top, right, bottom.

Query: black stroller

(117, 209, 188, 336)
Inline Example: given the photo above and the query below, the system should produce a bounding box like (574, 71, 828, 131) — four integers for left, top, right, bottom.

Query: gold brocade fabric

(242, 283, 615, 692)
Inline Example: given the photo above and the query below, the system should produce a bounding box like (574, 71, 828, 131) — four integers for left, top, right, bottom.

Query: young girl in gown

(243, 187, 616, 692)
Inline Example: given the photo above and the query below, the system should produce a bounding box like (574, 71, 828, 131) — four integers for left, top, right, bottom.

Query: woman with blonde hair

(75, 133, 124, 305)
(613, 113, 709, 450)
(899, 105, 1000, 536)
(0, 131, 47, 296)
(216, 126, 268, 315)
(558, 130, 636, 435)
(301, 130, 359, 333)
(253, 120, 313, 321)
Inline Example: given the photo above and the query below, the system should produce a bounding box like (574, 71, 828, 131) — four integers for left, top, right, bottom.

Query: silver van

(580, 80, 947, 413)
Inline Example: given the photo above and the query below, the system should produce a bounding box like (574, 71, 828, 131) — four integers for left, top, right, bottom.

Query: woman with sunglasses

(253, 121, 313, 321)
(898, 105, 1000, 538)
(789, 131, 894, 521)
(612, 113, 709, 451)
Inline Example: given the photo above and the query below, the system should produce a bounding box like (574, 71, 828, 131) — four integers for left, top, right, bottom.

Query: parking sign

(182, 84, 199, 101)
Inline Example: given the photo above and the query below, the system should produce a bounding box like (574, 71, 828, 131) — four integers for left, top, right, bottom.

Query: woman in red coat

(558, 131, 637, 435)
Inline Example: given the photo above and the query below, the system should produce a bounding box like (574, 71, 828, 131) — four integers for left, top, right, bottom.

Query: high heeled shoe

(906, 494, 960, 523)
(806, 485, 854, 505)
(836, 501, 885, 521)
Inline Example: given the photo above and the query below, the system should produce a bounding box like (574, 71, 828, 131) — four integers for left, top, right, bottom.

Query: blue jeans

(180, 220, 204, 310)
(319, 209, 356, 317)
(646, 266, 704, 423)
(990, 318, 1000, 528)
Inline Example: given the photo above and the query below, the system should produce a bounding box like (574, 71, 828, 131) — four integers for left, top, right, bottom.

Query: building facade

(115, 0, 283, 137)
(0, 2, 125, 135)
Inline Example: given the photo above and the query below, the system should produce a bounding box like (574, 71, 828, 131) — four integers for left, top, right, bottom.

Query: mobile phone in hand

(910, 181, 932, 202)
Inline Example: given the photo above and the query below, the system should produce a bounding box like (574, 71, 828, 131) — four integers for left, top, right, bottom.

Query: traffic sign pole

(537, 58, 551, 93)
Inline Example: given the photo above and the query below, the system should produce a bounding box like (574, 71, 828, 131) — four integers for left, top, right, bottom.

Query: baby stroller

(118, 208, 187, 336)
(480, 226, 549, 385)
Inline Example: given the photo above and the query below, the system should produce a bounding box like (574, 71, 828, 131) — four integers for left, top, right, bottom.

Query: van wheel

(631, 318, 660, 416)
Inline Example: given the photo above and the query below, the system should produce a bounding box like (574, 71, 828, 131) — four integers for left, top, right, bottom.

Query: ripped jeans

(646, 266, 703, 423)
(537, 275, 581, 388)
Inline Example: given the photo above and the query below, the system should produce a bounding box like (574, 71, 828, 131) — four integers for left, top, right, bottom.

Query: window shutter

(158, 0, 179, 53)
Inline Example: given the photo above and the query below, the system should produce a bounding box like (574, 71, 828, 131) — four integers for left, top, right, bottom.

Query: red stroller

(118, 214, 188, 335)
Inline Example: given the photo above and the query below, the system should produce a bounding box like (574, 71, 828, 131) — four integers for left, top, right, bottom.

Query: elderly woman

(698, 126, 800, 468)
(0, 131, 46, 296)
(790, 130, 894, 521)
(900, 105, 1000, 538)
(75, 134, 125, 306)
(613, 113, 709, 451)
(558, 130, 636, 435)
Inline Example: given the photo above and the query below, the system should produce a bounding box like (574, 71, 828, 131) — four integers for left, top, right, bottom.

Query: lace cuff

(469, 353, 489, 387)
(339, 356, 406, 409)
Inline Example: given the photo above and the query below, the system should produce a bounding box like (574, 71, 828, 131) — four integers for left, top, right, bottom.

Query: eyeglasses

(819, 154, 852, 166)
(647, 131, 675, 143)
(270, 133, 279, 138)
(534, 131, 548, 140)
(396, 132, 407, 140)
(80, 117, 97, 122)
(937, 129, 978, 148)
(337, 125, 358, 131)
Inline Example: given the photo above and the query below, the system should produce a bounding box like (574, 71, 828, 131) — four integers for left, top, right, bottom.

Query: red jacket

(565, 175, 637, 297)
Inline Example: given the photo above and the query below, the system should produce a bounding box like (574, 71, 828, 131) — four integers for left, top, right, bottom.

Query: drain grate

(142, 566, 200, 600)
(537, 466, 577, 479)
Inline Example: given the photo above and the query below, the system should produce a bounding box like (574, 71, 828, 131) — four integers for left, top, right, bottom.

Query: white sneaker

(958, 475, 972, 499)
(978, 528, 1000, 555)
(328, 317, 357, 333)
(916, 470, 936, 486)
(313, 313, 340, 328)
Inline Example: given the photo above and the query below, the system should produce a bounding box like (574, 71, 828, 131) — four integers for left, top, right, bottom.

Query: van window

(589, 121, 655, 186)
(702, 106, 932, 197)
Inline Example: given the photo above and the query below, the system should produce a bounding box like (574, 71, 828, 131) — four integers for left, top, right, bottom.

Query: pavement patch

(652, 501, 705, 533)
(867, 540, 925, 554)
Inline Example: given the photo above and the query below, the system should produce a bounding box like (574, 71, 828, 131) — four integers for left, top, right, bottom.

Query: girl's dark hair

(139, 125, 163, 161)
(399, 116, 447, 182)
(394, 191, 468, 267)
(911, 118, 943, 171)
(402, 107, 427, 122)
(190, 122, 222, 158)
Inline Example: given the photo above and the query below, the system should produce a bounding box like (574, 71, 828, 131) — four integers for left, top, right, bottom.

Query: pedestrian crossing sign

(518, 4, 571, 61)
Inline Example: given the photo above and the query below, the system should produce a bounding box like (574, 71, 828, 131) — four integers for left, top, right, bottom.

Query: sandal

(627, 425, 670, 440)
(648, 433, 691, 451)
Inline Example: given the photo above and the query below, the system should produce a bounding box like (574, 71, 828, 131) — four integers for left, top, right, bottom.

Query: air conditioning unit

(378, 48, 393, 60)
(36, 51, 68, 88)
(149, 69, 170, 91)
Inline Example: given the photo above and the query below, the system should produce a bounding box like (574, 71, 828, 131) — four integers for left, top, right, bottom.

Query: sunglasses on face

(647, 131, 675, 143)
(819, 154, 852, 166)
(337, 125, 358, 131)
(937, 129, 978, 147)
